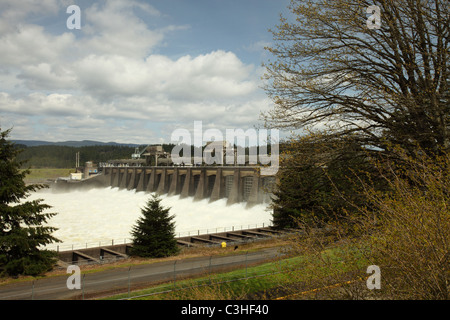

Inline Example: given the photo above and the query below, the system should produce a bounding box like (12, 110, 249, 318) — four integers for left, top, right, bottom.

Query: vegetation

(22, 168, 74, 184)
(130, 194, 179, 258)
(15, 144, 176, 168)
(103, 242, 374, 300)
(278, 148, 449, 300)
(271, 134, 388, 228)
(0, 128, 60, 277)
(105, 255, 306, 300)
(265, 0, 449, 300)
(356, 149, 449, 299)
(263, 0, 449, 156)
(267, 0, 449, 228)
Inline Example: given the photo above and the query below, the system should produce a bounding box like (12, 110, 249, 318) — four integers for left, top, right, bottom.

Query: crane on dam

(132, 145, 172, 166)
(131, 145, 150, 159)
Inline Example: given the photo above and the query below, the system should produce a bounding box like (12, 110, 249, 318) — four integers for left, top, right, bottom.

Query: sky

(0, 0, 292, 144)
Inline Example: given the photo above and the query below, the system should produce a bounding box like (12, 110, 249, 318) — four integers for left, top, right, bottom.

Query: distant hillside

(15, 145, 137, 168)
(12, 139, 141, 148)
(13, 143, 176, 169)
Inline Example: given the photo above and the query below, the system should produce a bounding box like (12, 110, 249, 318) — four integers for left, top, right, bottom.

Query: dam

(53, 165, 276, 208)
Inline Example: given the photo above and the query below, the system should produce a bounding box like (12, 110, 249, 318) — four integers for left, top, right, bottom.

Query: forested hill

(14, 144, 175, 168)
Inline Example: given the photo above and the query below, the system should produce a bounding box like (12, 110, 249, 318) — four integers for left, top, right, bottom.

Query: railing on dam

(57, 166, 276, 207)
(44, 222, 272, 252)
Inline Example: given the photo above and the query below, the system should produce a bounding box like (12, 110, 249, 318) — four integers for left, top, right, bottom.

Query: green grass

(102, 241, 372, 300)
(22, 168, 73, 182)
(103, 255, 306, 300)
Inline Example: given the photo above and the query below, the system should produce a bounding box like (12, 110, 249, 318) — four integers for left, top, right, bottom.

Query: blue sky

(0, 0, 291, 144)
(153, 0, 288, 62)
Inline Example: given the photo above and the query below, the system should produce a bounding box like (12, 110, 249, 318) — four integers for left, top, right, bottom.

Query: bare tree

(263, 0, 449, 154)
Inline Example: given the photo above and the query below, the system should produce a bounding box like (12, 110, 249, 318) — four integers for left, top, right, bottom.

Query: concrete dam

(54, 166, 276, 208)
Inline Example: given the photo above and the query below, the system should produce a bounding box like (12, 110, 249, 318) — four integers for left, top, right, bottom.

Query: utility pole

(75, 152, 80, 171)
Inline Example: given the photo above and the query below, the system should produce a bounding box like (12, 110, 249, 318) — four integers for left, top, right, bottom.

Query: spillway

(26, 187, 272, 250)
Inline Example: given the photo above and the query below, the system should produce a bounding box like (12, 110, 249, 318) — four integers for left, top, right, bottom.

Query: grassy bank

(22, 168, 73, 184)
(103, 255, 305, 300)
(102, 243, 371, 300)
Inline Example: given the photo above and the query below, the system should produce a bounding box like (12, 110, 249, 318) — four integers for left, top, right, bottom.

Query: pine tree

(130, 194, 179, 258)
(0, 128, 60, 277)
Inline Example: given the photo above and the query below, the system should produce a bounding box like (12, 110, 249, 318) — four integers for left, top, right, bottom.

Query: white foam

(26, 187, 272, 250)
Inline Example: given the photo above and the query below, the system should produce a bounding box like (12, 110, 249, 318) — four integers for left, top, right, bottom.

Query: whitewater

(26, 187, 273, 250)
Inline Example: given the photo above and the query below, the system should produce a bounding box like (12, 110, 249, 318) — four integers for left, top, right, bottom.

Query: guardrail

(11, 248, 290, 300)
(45, 222, 272, 252)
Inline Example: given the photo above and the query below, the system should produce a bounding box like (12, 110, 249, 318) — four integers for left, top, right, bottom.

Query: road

(0, 247, 285, 300)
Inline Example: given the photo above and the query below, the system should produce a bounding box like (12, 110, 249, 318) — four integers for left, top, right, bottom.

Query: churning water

(26, 187, 272, 250)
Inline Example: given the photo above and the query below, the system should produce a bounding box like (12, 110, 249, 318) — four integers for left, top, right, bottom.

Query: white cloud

(0, 92, 84, 116)
(18, 62, 77, 90)
(71, 51, 256, 101)
(81, 0, 163, 58)
(0, 24, 75, 66)
(0, 0, 63, 22)
(0, 0, 272, 143)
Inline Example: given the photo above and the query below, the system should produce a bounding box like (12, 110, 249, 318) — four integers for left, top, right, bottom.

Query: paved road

(0, 247, 285, 300)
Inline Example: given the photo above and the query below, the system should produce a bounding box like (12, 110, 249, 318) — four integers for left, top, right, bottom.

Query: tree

(0, 128, 60, 277)
(271, 133, 386, 228)
(275, 148, 449, 300)
(358, 148, 450, 299)
(130, 194, 179, 258)
(263, 0, 449, 155)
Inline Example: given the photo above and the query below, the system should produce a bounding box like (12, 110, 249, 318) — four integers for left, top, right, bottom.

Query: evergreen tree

(272, 134, 386, 229)
(0, 128, 60, 277)
(130, 194, 179, 258)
